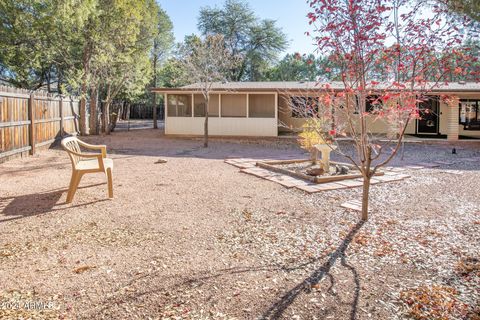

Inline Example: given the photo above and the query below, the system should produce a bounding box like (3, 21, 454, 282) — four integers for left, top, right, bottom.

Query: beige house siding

(439, 101, 449, 135)
(278, 93, 416, 135)
(157, 87, 480, 140)
(165, 117, 278, 136)
(279, 92, 480, 139)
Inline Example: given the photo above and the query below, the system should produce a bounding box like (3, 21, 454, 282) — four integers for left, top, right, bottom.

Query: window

(353, 95, 383, 113)
(365, 95, 382, 113)
(221, 94, 247, 117)
(167, 94, 192, 117)
(249, 94, 275, 118)
(194, 94, 219, 117)
(291, 96, 319, 118)
(459, 99, 480, 129)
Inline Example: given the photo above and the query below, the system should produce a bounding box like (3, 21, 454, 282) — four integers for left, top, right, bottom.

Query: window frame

(459, 99, 479, 124)
(459, 99, 480, 130)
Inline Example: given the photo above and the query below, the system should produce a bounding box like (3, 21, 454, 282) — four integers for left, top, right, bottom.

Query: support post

(275, 92, 278, 121)
(164, 93, 168, 134)
(59, 96, 64, 137)
(219, 94, 222, 118)
(275, 92, 279, 137)
(28, 93, 35, 155)
(447, 97, 460, 141)
(153, 92, 158, 129)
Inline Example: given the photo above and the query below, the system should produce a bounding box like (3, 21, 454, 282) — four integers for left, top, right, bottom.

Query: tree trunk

(79, 47, 90, 136)
(80, 96, 88, 135)
(203, 105, 209, 148)
(57, 68, 63, 94)
(153, 55, 158, 129)
(100, 101, 106, 134)
(46, 72, 51, 93)
(89, 87, 98, 135)
(103, 85, 112, 134)
(204, 96, 209, 148)
(361, 175, 371, 221)
(236, 60, 247, 81)
(108, 102, 121, 133)
(361, 146, 373, 221)
(121, 102, 129, 120)
(105, 101, 112, 135)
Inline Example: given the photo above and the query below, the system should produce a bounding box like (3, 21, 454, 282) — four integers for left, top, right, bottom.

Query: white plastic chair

(61, 136, 113, 203)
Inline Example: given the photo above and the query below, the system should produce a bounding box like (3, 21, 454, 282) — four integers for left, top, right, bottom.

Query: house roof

(152, 81, 480, 93)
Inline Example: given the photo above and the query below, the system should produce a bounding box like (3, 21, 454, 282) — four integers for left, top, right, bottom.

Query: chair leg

(66, 172, 82, 203)
(106, 168, 113, 198)
(66, 171, 78, 203)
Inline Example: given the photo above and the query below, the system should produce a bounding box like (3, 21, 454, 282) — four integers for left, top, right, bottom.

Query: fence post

(59, 96, 64, 137)
(28, 93, 35, 155)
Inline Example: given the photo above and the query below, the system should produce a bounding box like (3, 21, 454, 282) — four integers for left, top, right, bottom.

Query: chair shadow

(0, 183, 109, 223)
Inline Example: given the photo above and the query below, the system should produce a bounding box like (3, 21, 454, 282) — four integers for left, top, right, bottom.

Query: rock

(155, 159, 167, 164)
(335, 165, 349, 175)
(306, 167, 324, 176)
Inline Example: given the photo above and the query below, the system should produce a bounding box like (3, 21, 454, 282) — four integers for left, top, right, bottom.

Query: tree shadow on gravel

(260, 220, 365, 320)
(81, 221, 365, 319)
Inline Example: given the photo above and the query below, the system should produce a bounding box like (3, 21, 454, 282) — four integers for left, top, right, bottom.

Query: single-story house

(152, 81, 480, 141)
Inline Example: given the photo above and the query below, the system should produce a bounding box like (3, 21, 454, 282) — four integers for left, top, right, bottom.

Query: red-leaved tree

(304, 0, 477, 220)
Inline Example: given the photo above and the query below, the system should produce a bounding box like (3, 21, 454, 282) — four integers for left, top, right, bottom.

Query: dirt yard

(1, 129, 479, 320)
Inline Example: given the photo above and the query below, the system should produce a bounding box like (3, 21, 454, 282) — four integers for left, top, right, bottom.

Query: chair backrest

(61, 136, 82, 167)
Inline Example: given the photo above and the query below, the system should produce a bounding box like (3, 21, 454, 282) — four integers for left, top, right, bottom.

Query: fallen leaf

(73, 265, 96, 274)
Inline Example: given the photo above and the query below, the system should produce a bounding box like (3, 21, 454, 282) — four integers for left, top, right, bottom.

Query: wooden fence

(0, 86, 80, 163)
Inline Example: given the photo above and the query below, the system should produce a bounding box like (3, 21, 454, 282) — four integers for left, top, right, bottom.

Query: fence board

(0, 86, 80, 162)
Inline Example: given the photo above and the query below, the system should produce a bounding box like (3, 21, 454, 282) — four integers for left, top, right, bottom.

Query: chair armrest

(68, 150, 106, 171)
(76, 140, 107, 158)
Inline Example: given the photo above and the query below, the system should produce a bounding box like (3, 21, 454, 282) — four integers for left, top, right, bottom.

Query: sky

(157, 0, 316, 55)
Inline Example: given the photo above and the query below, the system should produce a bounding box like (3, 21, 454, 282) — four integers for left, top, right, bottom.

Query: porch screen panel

(177, 95, 192, 117)
(249, 94, 275, 118)
(167, 94, 192, 117)
(194, 94, 219, 117)
(167, 95, 177, 117)
(221, 94, 247, 117)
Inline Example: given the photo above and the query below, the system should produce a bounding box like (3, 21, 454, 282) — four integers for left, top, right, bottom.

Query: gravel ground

(0, 129, 479, 320)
